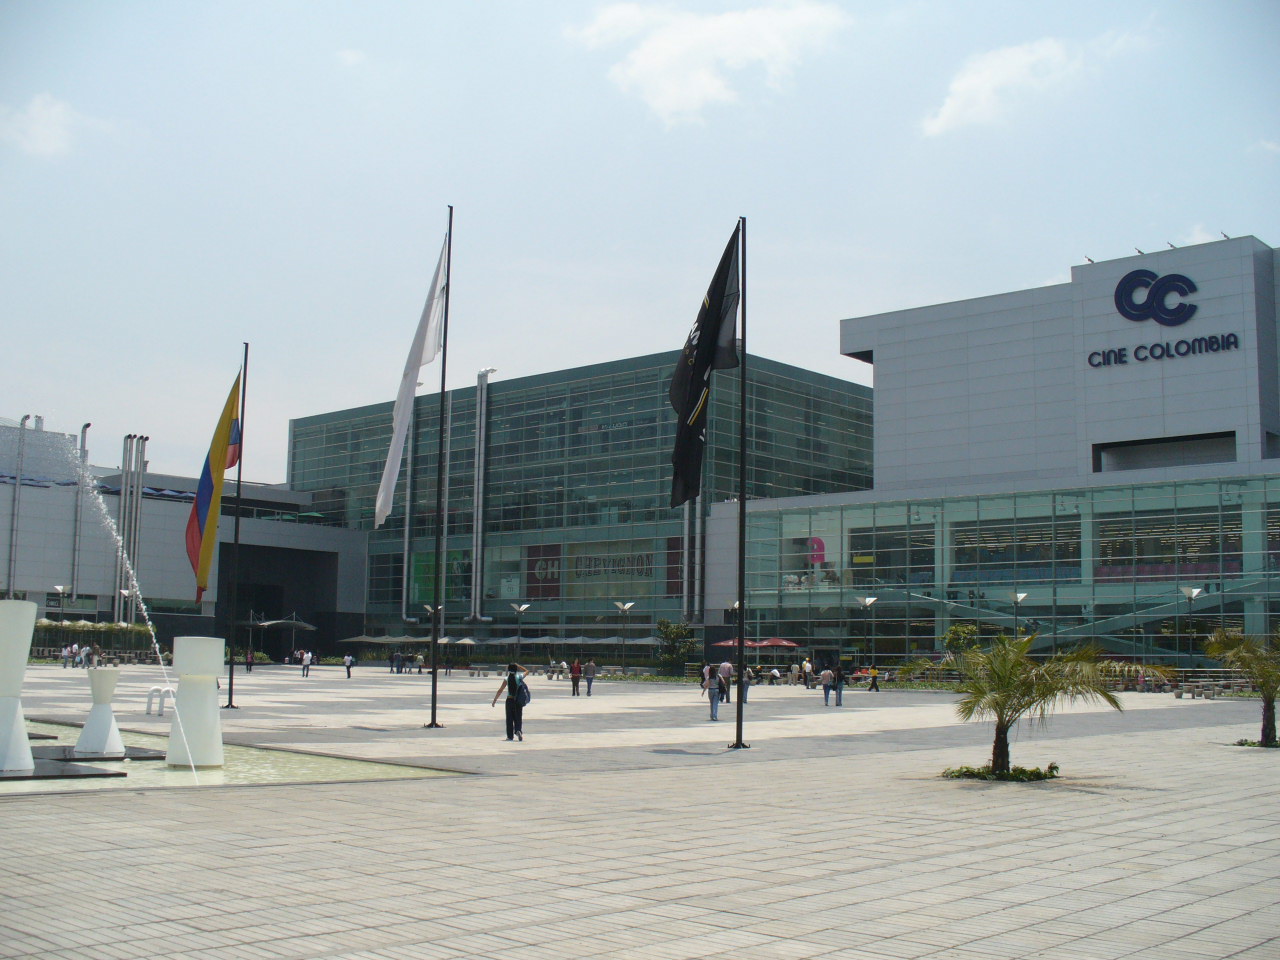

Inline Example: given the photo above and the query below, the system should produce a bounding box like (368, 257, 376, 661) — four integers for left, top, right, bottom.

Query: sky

(3, 0, 1278, 483)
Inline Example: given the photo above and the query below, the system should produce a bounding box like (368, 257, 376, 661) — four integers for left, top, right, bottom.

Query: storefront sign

(1088, 269, 1238, 367)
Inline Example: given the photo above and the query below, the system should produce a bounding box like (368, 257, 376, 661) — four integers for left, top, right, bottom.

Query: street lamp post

(424, 603, 444, 728)
(53, 585, 68, 650)
(614, 601, 634, 671)
(1012, 592, 1028, 639)
(860, 596, 877, 666)
(511, 603, 530, 663)
(1179, 586, 1203, 659)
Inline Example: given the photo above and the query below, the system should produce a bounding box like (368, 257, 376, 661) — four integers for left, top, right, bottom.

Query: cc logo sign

(1114, 269, 1198, 327)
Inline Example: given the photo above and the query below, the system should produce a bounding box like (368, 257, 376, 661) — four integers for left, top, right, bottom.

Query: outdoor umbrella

(255, 614, 316, 660)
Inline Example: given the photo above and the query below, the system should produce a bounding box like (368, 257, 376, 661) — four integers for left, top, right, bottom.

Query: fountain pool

(0, 722, 461, 794)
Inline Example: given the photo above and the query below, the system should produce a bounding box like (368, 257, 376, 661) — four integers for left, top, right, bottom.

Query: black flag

(669, 226, 741, 507)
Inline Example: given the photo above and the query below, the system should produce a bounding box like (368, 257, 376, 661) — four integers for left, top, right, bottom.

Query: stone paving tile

(5, 667, 1280, 960)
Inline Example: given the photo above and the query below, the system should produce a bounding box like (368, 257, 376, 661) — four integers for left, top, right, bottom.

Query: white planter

(0, 600, 37, 772)
(166, 636, 225, 768)
(75, 668, 125, 757)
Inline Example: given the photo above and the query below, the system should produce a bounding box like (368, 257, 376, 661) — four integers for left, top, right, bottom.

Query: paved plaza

(3, 663, 1278, 960)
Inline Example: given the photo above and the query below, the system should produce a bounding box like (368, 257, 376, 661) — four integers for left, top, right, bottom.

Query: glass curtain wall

(291, 352, 874, 641)
(745, 475, 1279, 666)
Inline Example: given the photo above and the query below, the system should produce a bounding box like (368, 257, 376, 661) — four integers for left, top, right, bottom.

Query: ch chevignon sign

(1087, 269, 1239, 368)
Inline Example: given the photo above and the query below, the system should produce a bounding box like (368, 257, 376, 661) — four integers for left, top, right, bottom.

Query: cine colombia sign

(1087, 269, 1239, 368)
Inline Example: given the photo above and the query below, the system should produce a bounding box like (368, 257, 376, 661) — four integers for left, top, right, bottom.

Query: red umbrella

(755, 637, 800, 648)
(712, 638, 755, 647)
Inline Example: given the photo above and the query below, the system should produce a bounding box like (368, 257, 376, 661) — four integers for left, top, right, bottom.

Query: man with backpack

(491, 663, 531, 741)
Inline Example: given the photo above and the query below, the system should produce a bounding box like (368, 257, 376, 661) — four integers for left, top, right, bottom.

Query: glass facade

(742, 475, 1280, 666)
(290, 352, 872, 637)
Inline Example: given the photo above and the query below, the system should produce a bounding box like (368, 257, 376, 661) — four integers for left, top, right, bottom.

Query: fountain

(165, 636, 225, 768)
(73, 667, 126, 758)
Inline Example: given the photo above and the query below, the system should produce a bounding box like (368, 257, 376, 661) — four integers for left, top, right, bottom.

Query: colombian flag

(186, 373, 242, 601)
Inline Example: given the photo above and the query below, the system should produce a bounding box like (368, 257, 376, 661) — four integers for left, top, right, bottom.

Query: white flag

(374, 237, 448, 528)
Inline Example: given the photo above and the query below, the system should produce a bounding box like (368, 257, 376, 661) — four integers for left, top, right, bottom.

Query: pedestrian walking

(585, 659, 597, 696)
(491, 663, 530, 741)
(702, 663, 722, 721)
(570, 658, 582, 696)
(301, 650, 312, 677)
(741, 664, 753, 702)
(868, 665, 880, 692)
(246, 649, 255, 673)
(718, 659, 733, 703)
(343, 653, 353, 678)
(820, 665, 834, 705)
(833, 664, 845, 706)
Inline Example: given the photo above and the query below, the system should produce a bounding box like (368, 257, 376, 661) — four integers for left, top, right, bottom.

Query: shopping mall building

(289, 352, 872, 641)
(7, 235, 1276, 666)
(705, 235, 1279, 665)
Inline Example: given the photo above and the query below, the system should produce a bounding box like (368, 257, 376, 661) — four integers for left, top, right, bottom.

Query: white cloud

(336, 49, 367, 67)
(1258, 139, 1280, 155)
(922, 38, 1079, 137)
(567, 2, 850, 125)
(0, 93, 98, 157)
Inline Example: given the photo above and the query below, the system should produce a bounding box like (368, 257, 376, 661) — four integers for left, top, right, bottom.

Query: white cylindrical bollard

(75, 667, 126, 758)
(0, 599, 38, 773)
(166, 636, 225, 768)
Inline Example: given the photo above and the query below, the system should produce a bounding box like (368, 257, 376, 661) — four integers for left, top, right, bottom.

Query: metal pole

(70, 423, 90, 599)
(225, 346, 248, 709)
(112, 435, 132, 620)
(426, 205, 453, 728)
(681, 500, 691, 621)
(468, 368, 495, 626)
(399, 379, 416, 624)
(6, 415, 30, 597)
(130, 436, 148, 624)
(731, 216, 749, 750)
(694, 493, 704, 620)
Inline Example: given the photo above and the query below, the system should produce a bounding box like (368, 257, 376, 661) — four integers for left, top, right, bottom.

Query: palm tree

(1205, 629, 1279, 747)
(909, 634, 1150, 774)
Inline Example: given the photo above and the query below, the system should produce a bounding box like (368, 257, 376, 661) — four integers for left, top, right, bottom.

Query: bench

(146, 686, 175, 716)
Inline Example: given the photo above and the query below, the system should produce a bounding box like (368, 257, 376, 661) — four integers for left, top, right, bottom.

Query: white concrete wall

(0, 481, 365, 617)
(1072, 238, 1276, 467)
(841, 236, 1278, 499)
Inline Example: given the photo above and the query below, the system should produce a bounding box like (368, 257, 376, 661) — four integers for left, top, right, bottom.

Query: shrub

(943, 763, 1060, 782)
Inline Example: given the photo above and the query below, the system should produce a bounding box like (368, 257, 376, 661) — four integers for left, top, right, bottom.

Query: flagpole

(224, 342, 248, 709)
(730, 217, 749, 749)
(425, 205, 453, 729)
(400, 394, 416, 625)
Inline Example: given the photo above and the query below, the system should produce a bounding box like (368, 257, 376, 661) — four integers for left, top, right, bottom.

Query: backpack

(515, 675, 532, 707)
